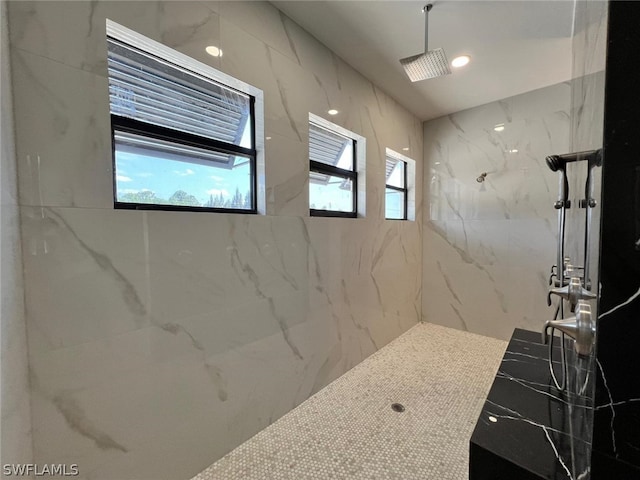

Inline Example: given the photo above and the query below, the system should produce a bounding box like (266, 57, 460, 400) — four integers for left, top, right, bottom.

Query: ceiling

(272, 1, 578, 121)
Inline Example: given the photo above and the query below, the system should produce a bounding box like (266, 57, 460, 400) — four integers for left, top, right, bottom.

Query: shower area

(424, 0, 607, 476)
(2, 1, 637, 479)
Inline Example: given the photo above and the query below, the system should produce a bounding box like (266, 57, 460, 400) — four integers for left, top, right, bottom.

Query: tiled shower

(1, 1, 627, 479)
(3, 2, 423, 478)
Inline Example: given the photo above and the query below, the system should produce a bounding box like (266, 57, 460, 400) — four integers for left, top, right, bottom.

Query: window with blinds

(385, 156, 407, 220)
(107, 37, 256, 212)
(308, 122, 357, 217)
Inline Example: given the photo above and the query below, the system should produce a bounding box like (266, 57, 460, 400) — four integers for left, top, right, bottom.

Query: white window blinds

(107, 38, 251, 147)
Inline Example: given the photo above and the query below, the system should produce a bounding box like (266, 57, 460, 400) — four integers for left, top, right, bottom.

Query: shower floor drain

(391, 403, 405, 413)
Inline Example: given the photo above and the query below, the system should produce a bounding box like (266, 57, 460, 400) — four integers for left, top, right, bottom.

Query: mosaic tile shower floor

(193, 323, 507, 480)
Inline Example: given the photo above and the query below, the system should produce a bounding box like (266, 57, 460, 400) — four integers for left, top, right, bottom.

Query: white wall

(1, 0, 33, 468)
(422, 83, 571, 340)
(420, 2, 607, 343)
(7, 1, 423, 478)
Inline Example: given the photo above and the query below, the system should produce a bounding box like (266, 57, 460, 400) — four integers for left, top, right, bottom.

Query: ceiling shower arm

(424, 4, 433, 52)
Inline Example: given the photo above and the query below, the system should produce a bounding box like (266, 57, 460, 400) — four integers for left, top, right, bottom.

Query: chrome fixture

(548, 276, 596, 310)
(400, 3, 451, 82)
(543, 300, 595, 357)
(543, 148, 602, 393)
(546, 148, 602, 289)
(582, 151, 603, 285)
(548, 155, 570, 288)
(476, 172, 487, 183)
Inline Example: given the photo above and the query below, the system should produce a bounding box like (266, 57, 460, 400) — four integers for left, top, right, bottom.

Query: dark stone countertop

(470, 328, 592, 480)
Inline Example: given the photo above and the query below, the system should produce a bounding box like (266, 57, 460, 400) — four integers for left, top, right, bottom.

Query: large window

(309, 122, 357, 217)
(107, 33, 257, 212)
(385, 156, 407, 220)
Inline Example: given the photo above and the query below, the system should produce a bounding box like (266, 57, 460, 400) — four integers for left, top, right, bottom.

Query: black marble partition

(592, 2, 640, 477)
(470, 329, 593, 480)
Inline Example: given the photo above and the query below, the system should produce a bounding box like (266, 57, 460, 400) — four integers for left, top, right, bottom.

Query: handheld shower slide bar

(543, 147, 602, 393)
(583, 152, 603, 287)
(545, 148, 602, 288)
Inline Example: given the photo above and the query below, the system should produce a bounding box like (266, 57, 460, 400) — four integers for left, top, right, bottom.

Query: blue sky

(115, 151, 251, 203)
(115, 118, 253, 204)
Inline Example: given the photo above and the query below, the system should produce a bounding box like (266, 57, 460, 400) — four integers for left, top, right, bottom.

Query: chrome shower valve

(542, 300, 595, 357)
(547, 276, 596, 307)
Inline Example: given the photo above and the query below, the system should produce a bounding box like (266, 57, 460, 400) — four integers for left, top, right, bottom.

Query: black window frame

(385, 158, 408, 221)
(309, 124, 358, 218)
(108, 37, 258, 214)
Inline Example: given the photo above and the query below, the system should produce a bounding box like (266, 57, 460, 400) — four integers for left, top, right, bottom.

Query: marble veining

(482, 409, 574, 479)
(46, 208, 147, 318)
(598, 285, 640, 318)
(8, 1, 423, 477)
(423, 82, 570, 340)
(471, 329, 592, 480)
(52, 392, 128, 453)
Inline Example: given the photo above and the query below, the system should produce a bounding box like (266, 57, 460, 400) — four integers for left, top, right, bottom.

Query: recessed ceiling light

(328, 109, 339, 115)
(451, 55, 470, 68)
(509, 149, 518, 153)
(494, 124, 505, 132)
(205, 46, 223, 57)
(402, 147, 410, 151)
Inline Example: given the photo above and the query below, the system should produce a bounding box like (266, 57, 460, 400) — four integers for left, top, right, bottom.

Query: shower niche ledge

(469, 329, 592, 480)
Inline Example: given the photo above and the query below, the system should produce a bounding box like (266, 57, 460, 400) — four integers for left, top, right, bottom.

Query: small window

(107, 35, 257, 213)
(309, 122, 357, 217)
(385, 157, 407, 220)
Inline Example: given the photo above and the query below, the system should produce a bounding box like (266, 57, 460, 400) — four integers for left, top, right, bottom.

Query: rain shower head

(400, 49, 450, 82)
(400, 4, 451, 82)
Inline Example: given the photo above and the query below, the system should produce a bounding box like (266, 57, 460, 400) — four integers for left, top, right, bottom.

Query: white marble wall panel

(11, 49, 113, 209)
(20, 207, 421, 479)
(8, 1, 222, 78)
(8, 1, 423, 478)
(1, 208, 33, 467)
(21, 207, 150, 353)
(423, 83, 571, 340)
(218, 1, 298, 65)
(1, 0, 33, 468)
(145, 211, 312, 357)
(264, 133, 308, 217)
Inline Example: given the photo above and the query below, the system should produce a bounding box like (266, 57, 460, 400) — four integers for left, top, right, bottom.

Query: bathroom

(1, 0, 638, 479)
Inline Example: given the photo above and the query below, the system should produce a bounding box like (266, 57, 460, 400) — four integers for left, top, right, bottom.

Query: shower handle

(542, 300, 595, 357)
(547, 276, 597, 307)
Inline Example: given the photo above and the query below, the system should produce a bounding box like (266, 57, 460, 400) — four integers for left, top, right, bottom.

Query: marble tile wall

(422, 83, 571, 340)
(1, 0, 34, 469)
(7, 1, 423, 479)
